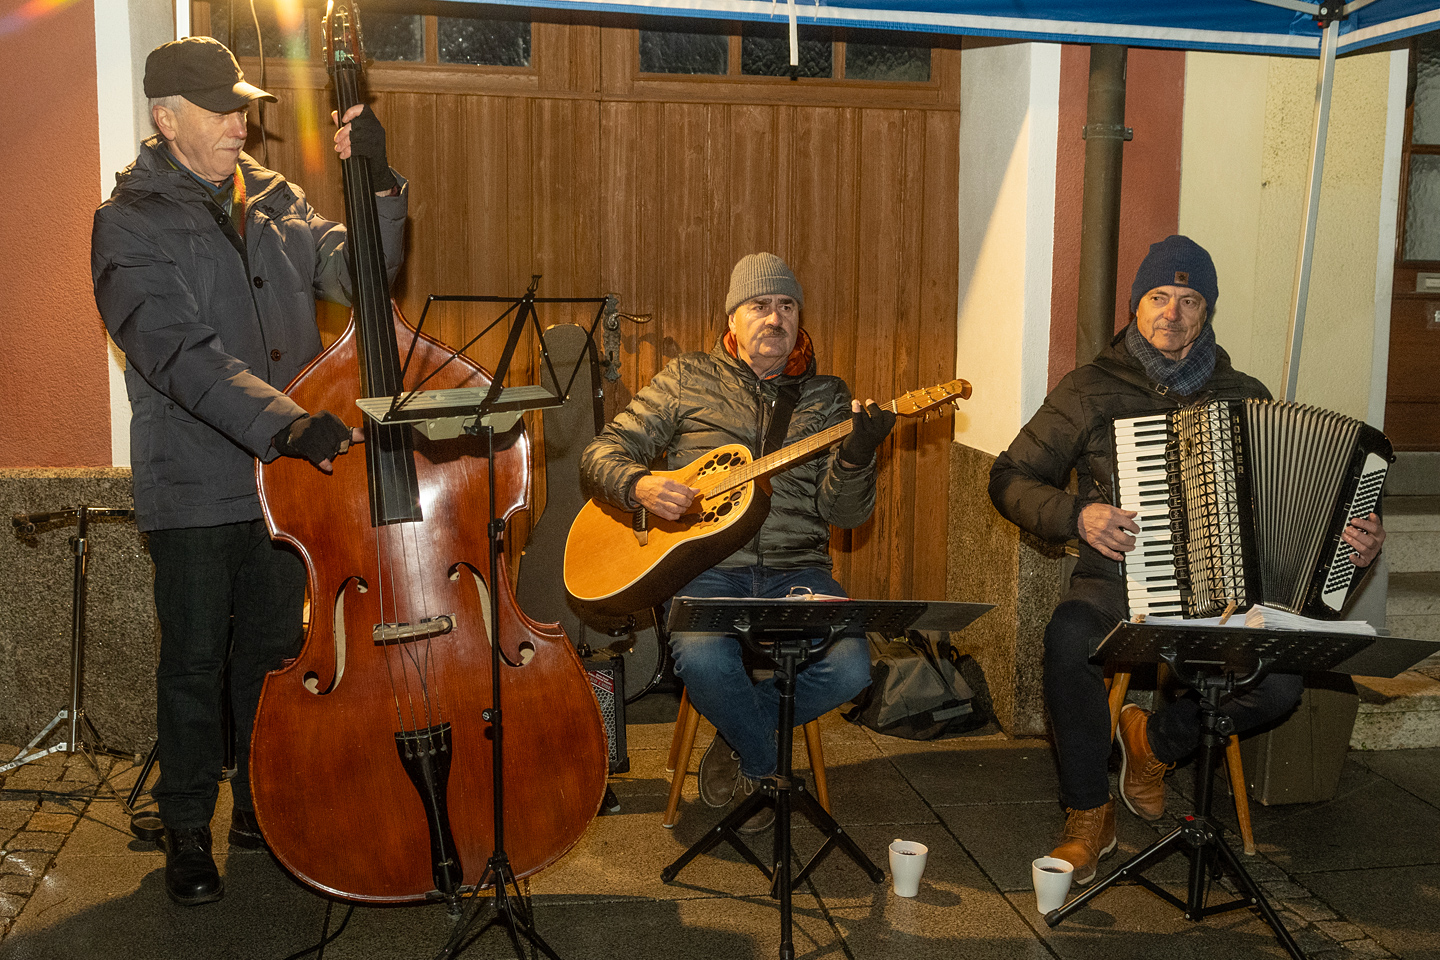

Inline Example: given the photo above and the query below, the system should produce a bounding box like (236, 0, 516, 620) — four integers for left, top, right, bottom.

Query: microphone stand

(4, 507, 138, 811)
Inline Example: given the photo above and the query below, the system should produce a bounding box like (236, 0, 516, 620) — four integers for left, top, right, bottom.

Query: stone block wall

(945, 443, 1065, 736)
(1, 469, 156, 754)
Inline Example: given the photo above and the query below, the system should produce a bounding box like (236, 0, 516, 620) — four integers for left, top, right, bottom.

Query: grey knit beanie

(725, 253, 804, 316)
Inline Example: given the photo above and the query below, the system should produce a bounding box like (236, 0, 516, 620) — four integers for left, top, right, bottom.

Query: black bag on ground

(842, 632, 985, 740)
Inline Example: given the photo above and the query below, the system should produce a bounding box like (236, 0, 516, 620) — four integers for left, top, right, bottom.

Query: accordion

(1113, 399, 1393, 620)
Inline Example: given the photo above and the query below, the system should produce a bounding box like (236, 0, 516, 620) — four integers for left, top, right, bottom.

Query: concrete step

(1382, 496, 1440, 573)
(1388, 571, 1440, 618)
(1352, 667, 1440, 750)
(1386, 452, 1440, 497)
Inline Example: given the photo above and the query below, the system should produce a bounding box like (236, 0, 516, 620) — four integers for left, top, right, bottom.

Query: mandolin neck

(696, 398, 901, 498)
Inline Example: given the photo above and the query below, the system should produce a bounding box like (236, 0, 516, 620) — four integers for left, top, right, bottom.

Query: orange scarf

(723, 328, 814, 378)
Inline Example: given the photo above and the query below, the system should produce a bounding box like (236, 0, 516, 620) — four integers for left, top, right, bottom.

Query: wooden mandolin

(563, 379, 971, 617)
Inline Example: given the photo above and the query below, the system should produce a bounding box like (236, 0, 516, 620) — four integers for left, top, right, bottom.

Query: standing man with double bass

(91, 36, 407, 905)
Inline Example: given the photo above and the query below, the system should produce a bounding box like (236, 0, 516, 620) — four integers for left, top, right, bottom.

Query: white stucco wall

(95, 0, 175, 466)
(1179, 47, 1406, 424)
(953, 42, 1061, 457)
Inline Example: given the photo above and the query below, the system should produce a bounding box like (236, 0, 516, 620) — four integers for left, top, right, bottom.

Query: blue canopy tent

(436, 0, 1440, 400)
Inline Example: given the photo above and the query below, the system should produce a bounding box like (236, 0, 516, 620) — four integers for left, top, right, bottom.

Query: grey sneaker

(698, 734, 742, 808)
(735, 776, 776, 835)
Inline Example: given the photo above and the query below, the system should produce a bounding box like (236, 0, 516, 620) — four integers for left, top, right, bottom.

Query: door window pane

(1413, 32, 1440, 145)
(740, 22, 832, 78)
(438, 15, 530, 67)
(207, 3, 309, 60)
(639, 20, 728, 75)
(845, 40, 929, 82)
(1405, 155, 1440, 261)
(364, 12, 423, 62)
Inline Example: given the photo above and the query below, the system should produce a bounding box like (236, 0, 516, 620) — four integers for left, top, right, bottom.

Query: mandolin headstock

(893, 379, 972, 418)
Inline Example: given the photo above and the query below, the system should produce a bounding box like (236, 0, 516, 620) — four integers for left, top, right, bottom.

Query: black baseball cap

(144, 36, 276, 113)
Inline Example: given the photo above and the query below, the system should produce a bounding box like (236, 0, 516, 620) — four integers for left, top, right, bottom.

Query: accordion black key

(1113, 399, 1393, 620)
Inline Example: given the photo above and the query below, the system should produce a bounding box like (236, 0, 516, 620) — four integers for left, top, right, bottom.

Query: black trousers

(148, 520, 305, 830)
(1044, 599, 1304, 811)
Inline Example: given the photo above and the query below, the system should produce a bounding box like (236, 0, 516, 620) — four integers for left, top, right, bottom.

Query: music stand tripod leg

(1047, 667, 1307, 960)
(433, 423, 569, 960)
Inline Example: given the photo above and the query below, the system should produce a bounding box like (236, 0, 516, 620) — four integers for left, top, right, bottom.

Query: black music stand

(1046, 621, 1435, 960)
(357, 279, 615, 960)
(661, 598, 992, 960)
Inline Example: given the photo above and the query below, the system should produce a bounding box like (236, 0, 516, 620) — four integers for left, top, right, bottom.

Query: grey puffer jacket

(988, 327, 1270, 621)
(92, 136, 407, 532)
(580, 337, 877, 571)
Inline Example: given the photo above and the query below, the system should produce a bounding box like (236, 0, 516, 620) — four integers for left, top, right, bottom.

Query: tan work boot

(1117, 703, 1173, 821)
(1050, 799, 1117, 886)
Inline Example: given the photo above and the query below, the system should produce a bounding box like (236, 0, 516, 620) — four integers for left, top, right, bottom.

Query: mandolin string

(696, 397, 905, 500)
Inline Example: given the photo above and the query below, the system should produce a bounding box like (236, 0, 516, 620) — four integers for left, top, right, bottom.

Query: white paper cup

(888, 839, 929, 898)
(1032, 856, 1074, 914)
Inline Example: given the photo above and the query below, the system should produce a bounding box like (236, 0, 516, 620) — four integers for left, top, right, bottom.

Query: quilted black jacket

(580, 337, 877, 571)
(988, 328, 1270, 620)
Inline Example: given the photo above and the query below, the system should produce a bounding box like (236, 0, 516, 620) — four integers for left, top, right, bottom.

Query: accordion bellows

(1115, 400, 1393, 620)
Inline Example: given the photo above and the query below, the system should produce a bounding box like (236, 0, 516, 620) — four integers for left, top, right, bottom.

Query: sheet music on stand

(1097, 620, 1435, 679)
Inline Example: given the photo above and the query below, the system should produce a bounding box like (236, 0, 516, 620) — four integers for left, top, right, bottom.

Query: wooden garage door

(196, 2, 961, 602)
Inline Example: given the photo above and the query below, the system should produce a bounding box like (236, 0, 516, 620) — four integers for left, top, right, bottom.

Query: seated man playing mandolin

(580, 253, 893, 832)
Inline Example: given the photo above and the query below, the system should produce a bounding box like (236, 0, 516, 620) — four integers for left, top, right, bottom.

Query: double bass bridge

(372, 614, 455, 646)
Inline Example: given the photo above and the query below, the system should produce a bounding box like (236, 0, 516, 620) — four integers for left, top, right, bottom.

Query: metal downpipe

(1076, 44, 1131, 366)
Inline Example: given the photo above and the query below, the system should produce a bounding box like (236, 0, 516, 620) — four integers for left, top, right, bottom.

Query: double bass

(250, 2, 607, 903)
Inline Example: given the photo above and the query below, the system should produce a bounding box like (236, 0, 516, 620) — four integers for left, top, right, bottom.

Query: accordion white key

(1113, 400, 1393, 620)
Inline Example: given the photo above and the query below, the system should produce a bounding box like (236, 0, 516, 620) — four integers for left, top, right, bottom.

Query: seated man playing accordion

(988, 236, 1386, 885)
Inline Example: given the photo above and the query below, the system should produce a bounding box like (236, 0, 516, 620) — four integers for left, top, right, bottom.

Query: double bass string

(334, 67, 450, 746)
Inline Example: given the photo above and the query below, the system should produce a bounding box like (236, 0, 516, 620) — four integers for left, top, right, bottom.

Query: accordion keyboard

(1114, 414, 1185, 617)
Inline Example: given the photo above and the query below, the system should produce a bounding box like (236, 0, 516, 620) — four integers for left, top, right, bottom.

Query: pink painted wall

(0, 1, 111, 467)
(1049, 45, 1186, 390)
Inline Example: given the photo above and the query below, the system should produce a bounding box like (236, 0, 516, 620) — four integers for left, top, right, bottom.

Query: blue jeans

(669, 566, 872, 779)
(1044, 599, 1304, 810)
(148, 521, 306, 829)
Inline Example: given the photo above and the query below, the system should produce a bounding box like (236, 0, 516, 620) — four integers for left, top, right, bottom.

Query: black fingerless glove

(274, 412, 352, 467)
(838, 401, 896, 466)
(347, 105, 397, 192)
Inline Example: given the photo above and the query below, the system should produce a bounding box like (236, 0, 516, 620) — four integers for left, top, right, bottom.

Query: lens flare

(0, 0, 82, 37)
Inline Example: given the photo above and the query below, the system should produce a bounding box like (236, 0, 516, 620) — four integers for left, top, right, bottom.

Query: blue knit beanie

(1129, 235, 1218, 317)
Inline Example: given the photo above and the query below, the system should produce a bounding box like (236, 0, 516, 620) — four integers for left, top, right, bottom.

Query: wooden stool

(1107, 668, 1256, 855)
(663, 688, 830, 828)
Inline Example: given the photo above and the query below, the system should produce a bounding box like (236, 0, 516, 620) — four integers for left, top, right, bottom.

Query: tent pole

(1282, 17, 1340, 402)
(1076, 44, 1130, 365)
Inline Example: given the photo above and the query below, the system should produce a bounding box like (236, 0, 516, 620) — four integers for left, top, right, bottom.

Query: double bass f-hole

(249, 0, 607, 906)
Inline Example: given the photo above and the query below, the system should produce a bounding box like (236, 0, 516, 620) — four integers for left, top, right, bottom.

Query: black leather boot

(228, 807, 267, 851)
(163, 825, 223, 905)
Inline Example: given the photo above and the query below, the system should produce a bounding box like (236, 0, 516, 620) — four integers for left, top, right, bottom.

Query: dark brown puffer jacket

(580, 336, 877, 572)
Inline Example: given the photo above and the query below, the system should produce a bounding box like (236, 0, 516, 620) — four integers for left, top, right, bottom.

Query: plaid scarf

(1124, 320, 1216, 396)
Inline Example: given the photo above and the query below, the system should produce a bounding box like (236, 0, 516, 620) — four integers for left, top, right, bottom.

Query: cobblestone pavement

(0, 747, 123, 941)
(1, 713, 1436, 960)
